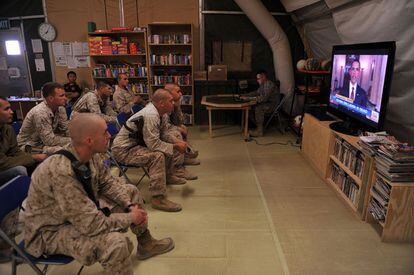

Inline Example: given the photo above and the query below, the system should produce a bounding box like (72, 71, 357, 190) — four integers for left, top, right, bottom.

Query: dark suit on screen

(339, 82, 368, 108)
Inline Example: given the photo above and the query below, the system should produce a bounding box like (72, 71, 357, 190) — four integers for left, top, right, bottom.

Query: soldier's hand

(32, 153, 48, 162)
(173, 141, 187, 153)
(179, 125, 188, 138)
(129, 205, 148, 226)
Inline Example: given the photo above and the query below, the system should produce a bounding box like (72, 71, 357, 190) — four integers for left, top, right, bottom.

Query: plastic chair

(264, 90, 294, 132)
(131, 104, 143, 114)
(107, 122, 119, 137)
(117, 112, 129, 127)
(11, 121, 22, 135)
(65, 105, 72, 118)
(0, 176, 83, 275)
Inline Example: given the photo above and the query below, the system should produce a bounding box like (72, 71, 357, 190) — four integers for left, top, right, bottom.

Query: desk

(201, 95, 256, 140)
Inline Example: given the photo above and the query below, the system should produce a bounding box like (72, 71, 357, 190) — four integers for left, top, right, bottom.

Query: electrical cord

(246, 137, 301, 147)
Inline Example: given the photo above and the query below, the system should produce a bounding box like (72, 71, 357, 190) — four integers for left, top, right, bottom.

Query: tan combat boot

(175, 167, 198, 180)
(137, 230, 175, 260)
(184, 157, 201, 166)
(249, 125, 264, 137)
(166, 175, 187, 185)
(151, 195, 182, 212)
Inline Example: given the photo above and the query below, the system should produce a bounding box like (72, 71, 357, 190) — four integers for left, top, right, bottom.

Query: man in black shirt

(64, 71, 82, 106)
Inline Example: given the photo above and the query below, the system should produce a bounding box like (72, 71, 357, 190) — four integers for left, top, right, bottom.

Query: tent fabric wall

(45, 0, 199, 88)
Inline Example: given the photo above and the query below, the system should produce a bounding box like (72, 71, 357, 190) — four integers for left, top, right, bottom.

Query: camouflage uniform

(113, 85, 134, 114)
(245, 80, 280, 127)
(24, 144, 147, 275)
(17, 101, 70, 153)
(71, 90, 117, 123)
(111, 103, 183, 196)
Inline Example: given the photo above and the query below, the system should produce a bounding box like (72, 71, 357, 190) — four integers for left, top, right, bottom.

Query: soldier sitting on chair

(24, 113, 174, 275)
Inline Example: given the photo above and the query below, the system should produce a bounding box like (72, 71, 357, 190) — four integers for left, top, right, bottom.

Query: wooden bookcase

(302, 113, 372, 219)
(147, 23, 194, 125)
(87, 30, 150, 98)
(365, 171, 414, 242)
(302, 113, 414, 241)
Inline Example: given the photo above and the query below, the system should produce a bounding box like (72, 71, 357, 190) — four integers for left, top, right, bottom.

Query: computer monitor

(327, 41, 396, 136)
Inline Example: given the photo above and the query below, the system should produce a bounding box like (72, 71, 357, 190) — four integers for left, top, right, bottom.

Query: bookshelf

(302, 113, 372, 219)
(88, 30, 150, 97)
(365, 170, 414, 242)
(147, 23, 194, 125)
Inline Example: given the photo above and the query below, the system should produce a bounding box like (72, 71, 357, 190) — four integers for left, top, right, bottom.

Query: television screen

(328, 42, 395, 130)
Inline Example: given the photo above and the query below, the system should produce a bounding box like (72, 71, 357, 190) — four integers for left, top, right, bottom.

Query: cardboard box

(208, 65, 227, 80)
(194, 71, 207, 80)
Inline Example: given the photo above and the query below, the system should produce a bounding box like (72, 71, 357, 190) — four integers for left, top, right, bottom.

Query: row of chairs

(0, 176, 83, 275)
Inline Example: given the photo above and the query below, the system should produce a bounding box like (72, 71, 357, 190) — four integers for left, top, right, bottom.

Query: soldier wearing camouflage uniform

(111, 89, 187, 212)
(24, 114, 174, 275)
(17, 82, 71, 154)
(241, 70, 280, 137)
(113, 73, 144, 114)
(71, 81, 117, 123)
(164, 83, 200, 167)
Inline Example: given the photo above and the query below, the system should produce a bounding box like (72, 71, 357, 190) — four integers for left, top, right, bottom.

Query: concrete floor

(1, 125, 414, 274)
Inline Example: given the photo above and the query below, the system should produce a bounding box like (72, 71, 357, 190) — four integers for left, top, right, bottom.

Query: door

(0, 27, 31, 97)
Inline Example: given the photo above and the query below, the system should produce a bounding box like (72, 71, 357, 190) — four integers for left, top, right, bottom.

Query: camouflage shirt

(71, 90, 117, 123)
(169, 104, 184, 126)
(113, 85, 134, 114)
(112, 102, 173, 156)
(17, 101, 70, 150)
(245, 80, 279, 104)
(0, 124, 35, 171)
(24, 144, 133, 257)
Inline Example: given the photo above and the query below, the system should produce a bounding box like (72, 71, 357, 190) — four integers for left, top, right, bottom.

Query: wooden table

(201, 95, 256, 140)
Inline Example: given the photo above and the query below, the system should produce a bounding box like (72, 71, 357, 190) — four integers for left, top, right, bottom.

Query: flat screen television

(327, 41, 396, 136)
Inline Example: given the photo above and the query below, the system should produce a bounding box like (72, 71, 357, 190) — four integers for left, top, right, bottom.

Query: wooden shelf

(88, 31, 146, 35)
(90, 53, 146, 57)
(327, 178, 358, 211)
(151, 84, 192, 87)
(329, 155, 362, 187)
(150, 64, 192, 67)
(93, 76, 147, 79)
(149, 43, 192, 46)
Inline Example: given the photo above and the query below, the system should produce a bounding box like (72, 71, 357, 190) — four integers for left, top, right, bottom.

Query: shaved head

(152, 89, 172, 104)
(69, 113, 106, 146)
(164, 83, 179, 93)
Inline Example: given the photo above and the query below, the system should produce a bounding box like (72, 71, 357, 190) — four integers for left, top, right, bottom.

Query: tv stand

(329, 120, 361, 136)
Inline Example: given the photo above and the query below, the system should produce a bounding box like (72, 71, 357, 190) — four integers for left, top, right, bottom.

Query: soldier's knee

(104, 233, 133, 259)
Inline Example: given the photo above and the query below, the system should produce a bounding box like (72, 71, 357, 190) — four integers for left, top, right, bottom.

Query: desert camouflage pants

(112, 145, 182, 197)
(39, 184, 144, 275)
(252, 102, 274, 127)
(162, 126, 196, 160)
(0, 209, 19, 250)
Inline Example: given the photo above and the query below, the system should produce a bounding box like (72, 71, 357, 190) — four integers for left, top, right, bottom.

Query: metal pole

(119, 0, 125, 27)
(199, 0, 205, 69)
(19, 22, 35, 96)
(42, 0, 56, 82)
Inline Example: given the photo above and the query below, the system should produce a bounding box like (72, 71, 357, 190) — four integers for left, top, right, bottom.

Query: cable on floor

(246, 137, 301, 147)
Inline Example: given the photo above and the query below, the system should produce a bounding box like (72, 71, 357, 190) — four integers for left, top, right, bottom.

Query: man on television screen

(339, 60, 368, 108)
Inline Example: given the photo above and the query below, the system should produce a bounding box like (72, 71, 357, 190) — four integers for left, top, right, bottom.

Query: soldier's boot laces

(151, 196, 182, 212)
(137, 230, 175, 260)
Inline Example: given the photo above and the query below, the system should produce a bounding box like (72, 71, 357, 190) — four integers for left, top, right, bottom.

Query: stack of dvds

(333, 137, 365, 179)
(330, 163, 360, 205)
(368, 173, 391, 222)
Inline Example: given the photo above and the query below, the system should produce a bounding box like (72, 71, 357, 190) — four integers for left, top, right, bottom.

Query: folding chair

(264, 90, 294, 132)
(107, 150, 149, 187)
(117, 112, 129, 127)
(65, 105, 72, 118)
(11, 121, 22, 135)
(0, 176, 83, 275)
(131, 104, 143, 114)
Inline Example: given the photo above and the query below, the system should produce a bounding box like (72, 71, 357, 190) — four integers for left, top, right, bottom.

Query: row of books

(149, 54, 192, 65)
(367, 173, 392, 222)
(183, 113, 193, 124)
(128, 83, 149, 94)
(149, 34, 191, 44)
(89, 36, 144, 55)
(330, 163, 360, 206)
(333, 137, 365, 179)
(92, 64, 148, 78)
(151, 75, 191, 86)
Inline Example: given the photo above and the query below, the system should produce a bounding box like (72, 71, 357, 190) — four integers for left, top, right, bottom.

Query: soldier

(164, 83, 200, 166)
(113, 73, 144, 114)
(111, 89, 188, 212)
(241, 70, 280, 137)
(0, 96, 47, 262)
(17, 82, 71, 154)
(24, 113, 174, 275)
(71, 81, 117, 123)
